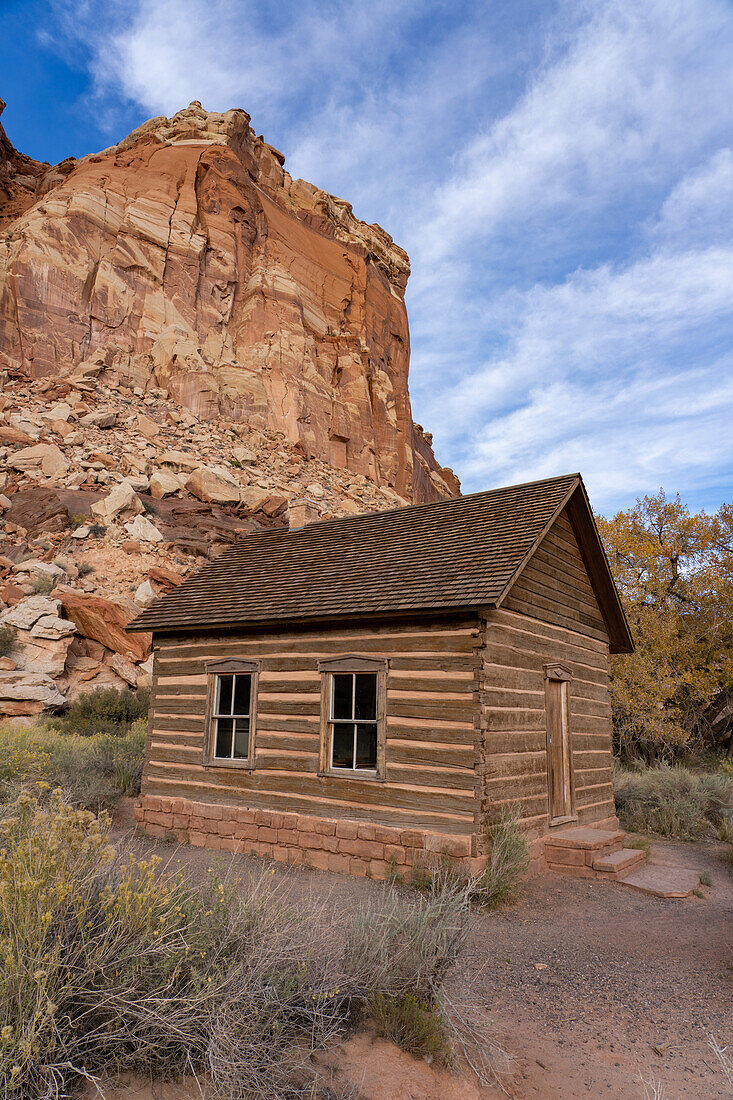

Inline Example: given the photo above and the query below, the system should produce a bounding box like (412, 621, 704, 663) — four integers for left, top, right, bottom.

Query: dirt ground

(110, 803, 733, 1099)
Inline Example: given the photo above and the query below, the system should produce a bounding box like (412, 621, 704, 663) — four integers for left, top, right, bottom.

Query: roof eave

(126, 602, 492, 636)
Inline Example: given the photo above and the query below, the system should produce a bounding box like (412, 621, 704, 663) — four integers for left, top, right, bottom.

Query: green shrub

(53, 685, 149, 737)
(76, 561, 95, 577)
(31, 574, 55, 595)
(368, 991, 450, 1062)
(0, 624, 16, 658)
(473, 806, 530, 908)
(0, 721, 147, 810)
(615, 763, 733, 840)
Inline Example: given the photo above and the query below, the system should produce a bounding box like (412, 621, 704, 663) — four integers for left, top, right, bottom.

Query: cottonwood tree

(597, 491, 733, 760)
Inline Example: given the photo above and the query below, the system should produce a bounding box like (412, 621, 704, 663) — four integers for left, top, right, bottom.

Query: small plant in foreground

(368, 992, 450, 1062)
(700, 871, 712, 887)
(0, 624, 16, 658)
(473, 806, 529, 909)
(76, 561, 95, 577)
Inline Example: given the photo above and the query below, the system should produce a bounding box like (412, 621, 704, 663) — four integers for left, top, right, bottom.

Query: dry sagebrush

(0, 792, 508, 1099)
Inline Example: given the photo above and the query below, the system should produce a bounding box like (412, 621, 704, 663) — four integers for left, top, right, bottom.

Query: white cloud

(422, 244, 733, 505)
(650, 148, 733, 249)
(41, 0, 733, 511)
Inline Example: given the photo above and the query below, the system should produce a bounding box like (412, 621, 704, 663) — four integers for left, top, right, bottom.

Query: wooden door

(544, 665, 574, 823)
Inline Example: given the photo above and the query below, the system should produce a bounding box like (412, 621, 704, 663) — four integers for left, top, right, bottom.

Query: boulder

(2, 488, 71, 537)
(240, 486, 271, 512)
(186, 465, 242, 504)
(232, 447, 256, 464)
(7, 443, 69, 477)
(1, 595, 60, 630)
(13, 560, 65, 583)
(79, 409, 117, 428)
(134, 579, 159, 608)
(17, 635, 73, 678)
(0, 583, 26, 607)
(108, 652, 140, 687)
(124, 514, 164, 542)
(52, 420, 75, 439)
(126, 475, 150, 493)
(136, 413, 161, 441)
(91, 480, 144, 524)
(149, 469, 183, 498)
(0, 670, 66, 708)
(57, 591, 151, 661)
(148, 565, 184, 591)
(29, 614, 77, 640)
(159, 450, 199, 471)
(42, 402, 73, 423)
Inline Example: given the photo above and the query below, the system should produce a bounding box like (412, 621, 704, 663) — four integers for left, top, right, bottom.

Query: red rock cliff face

(0, 101, 458, 503)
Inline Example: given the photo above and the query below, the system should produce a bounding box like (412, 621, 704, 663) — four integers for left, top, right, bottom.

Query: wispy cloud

(37, 0, 733, 510)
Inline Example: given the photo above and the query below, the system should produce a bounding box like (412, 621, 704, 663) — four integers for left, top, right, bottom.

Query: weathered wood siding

(479, 508, 615, 837)
(144, 615, 481, 836)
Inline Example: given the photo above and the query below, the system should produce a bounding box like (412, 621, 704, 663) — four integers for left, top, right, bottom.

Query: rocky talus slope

(0, 366, 427, 714)
(0, 99, 459, 717)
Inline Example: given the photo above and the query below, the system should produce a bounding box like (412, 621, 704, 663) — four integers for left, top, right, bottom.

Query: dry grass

(615, 762, 733, 840)
(0, 793, 507, 1099)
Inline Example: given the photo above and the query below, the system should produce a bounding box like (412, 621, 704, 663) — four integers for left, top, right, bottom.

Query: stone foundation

(134, 795, 486, 882)
(135, 796, 619, 882)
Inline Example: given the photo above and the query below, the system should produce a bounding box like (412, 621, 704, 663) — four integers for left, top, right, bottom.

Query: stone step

(617, 865, 701, 899)
(545, 826, 625, 852)
(592, 847, 646, 875)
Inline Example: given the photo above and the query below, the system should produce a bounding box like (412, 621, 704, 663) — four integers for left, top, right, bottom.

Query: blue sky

(2, 0, 733, 514)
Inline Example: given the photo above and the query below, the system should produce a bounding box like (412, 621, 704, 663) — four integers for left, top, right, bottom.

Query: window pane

(233, 674, 251, 716)
(332, 674, 353, 720)
(214, 717, 233, 758)
(233, 718, 250, 759)
(355, 723, 377, 768)
(332, 723, 354, 767)
(217, 675, 233, 715)
(354, 674, 377, 720)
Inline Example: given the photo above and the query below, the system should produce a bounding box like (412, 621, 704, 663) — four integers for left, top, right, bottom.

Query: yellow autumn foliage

(598, 490, 733, 759)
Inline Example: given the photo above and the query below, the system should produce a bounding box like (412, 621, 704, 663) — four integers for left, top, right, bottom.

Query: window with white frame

(330, 671, 378, 769)
(318, 656, 387, 777)
(205, 659, 259, 767)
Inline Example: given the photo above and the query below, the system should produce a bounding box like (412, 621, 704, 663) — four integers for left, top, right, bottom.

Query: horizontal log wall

(143, 616, 482, 837)
(480, 508, 617, 847)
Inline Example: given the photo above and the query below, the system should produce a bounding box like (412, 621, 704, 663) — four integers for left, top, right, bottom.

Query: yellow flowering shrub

(0, 721, 146, 809)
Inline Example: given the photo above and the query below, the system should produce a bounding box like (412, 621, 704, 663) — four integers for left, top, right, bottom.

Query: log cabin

(128, 473, 633, 879)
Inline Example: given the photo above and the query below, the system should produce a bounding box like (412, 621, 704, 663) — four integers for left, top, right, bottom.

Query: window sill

(318, 768, 384, 781)
(204, 758, 254, 771)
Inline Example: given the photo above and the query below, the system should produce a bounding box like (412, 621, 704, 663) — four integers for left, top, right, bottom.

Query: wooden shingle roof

(128, 472, 633, 652)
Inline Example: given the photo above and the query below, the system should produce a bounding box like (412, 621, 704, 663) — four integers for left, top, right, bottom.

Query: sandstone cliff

(0, 100, 457, 503)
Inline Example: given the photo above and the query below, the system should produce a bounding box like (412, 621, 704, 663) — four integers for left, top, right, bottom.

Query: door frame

(543, 662, 577, 825)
